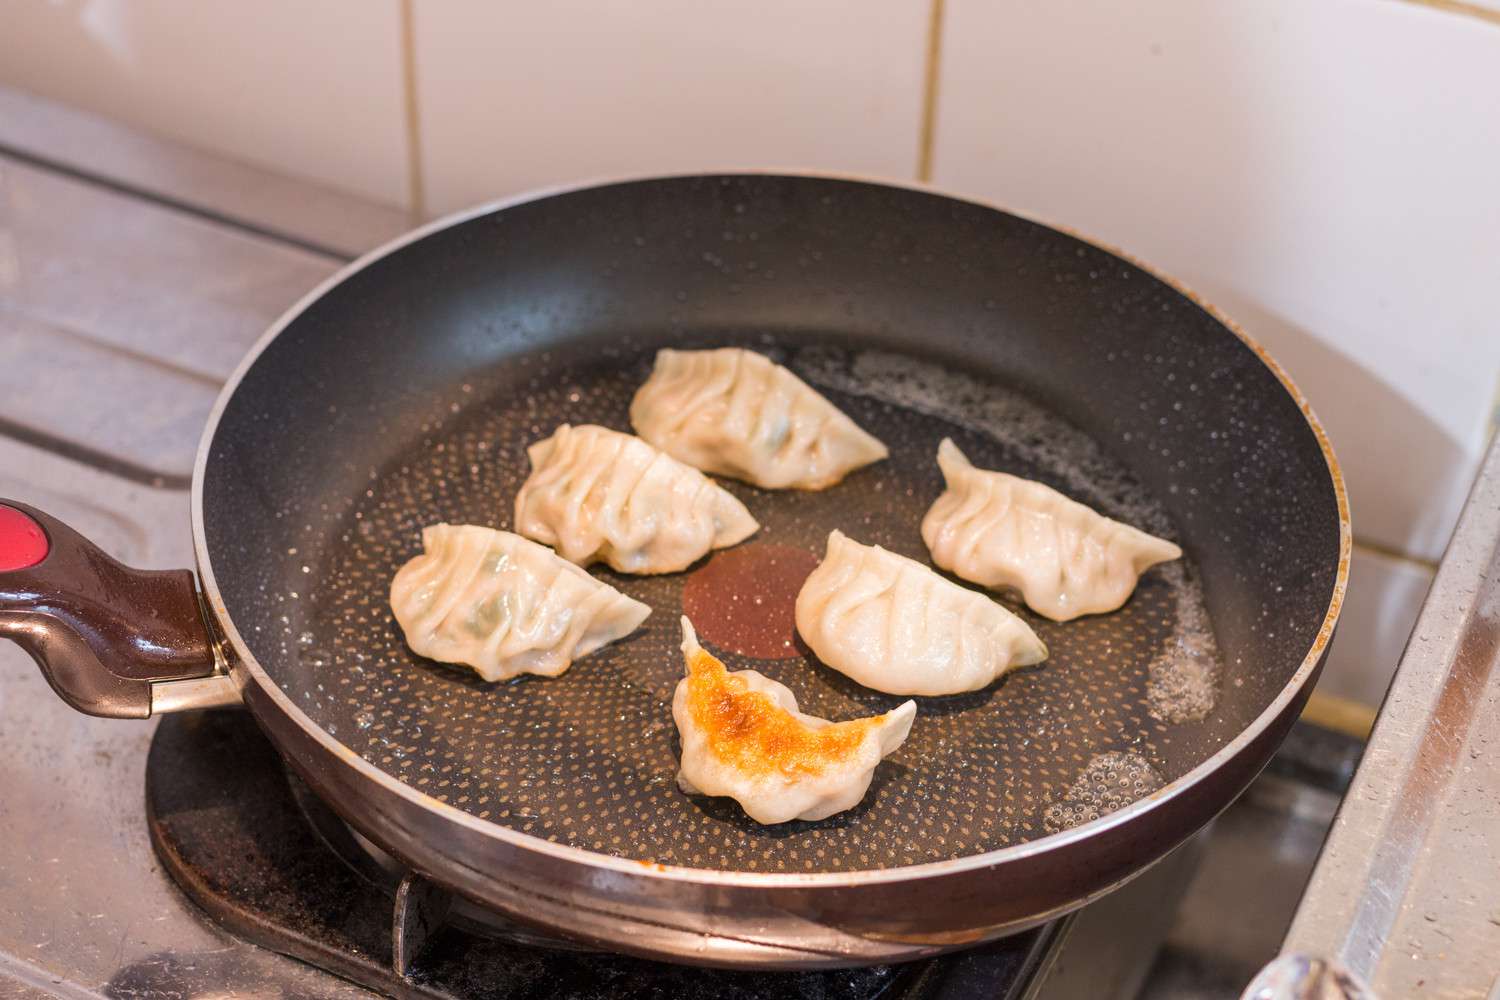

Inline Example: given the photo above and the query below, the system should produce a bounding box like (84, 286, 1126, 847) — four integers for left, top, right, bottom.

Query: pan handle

(0, 500, 239, 719)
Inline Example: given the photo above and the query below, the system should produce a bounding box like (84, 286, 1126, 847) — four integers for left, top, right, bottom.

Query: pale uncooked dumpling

(629, 347, 888, 490)
(390, 524, 650, 682)
(795, 531, 1047, 696)
(921, 438, 1182, 621)
(514, 424, 758, 575)
(672, 617, 915, 824)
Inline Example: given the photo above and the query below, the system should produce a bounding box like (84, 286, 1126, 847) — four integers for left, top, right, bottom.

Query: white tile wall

(1316, 546, 1433, 708)
(0, 0, 410, 209)
(935, 0, 1500, 563)
(409, 0, 929, 216)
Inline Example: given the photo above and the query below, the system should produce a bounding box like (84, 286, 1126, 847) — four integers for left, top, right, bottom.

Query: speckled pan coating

(276, 358, 1221, 871)
(196, 174, 1345, 960)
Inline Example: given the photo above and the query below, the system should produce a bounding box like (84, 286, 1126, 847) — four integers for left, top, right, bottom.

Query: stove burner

(144, 711, 1055, 999)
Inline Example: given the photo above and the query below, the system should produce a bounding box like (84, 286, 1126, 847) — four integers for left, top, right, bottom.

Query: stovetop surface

(0, 90, 389, 997)
(144, 709, 1052, 1000)
(0, 461, 378, 1000)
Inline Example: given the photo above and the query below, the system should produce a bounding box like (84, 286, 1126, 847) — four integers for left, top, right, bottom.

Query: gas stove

(145, 709, 1060, 1000)
(0, 86, 1387, 1000)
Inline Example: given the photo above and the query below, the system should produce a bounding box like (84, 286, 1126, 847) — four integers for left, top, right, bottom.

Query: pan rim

(191, 169, 1351, 889)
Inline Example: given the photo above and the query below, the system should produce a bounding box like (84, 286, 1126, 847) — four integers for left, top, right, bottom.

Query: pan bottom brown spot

(681, 543, 819, 659)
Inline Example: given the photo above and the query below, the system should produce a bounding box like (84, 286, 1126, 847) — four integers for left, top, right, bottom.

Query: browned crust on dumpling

(684, 646, 880, 777)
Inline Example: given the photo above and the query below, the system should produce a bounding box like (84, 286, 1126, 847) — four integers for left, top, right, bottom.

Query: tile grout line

(1301, 691, 1377, 741)
(1351, 538, 1440, 573)
(1488, 371, 1500, 443)
(916, 0, 946, 183)
(908, 3, 1450, 580)
(399, 0, 427, 222)
(1389, 0, 1500, 27)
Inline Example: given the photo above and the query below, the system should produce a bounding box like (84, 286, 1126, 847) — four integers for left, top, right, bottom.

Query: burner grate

(144, 710, 1055, 1000)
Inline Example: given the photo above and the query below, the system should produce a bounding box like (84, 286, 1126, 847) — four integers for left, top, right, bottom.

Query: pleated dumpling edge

(921, 438, 1182, 621)
(514, 423, 758, 574)
(390, 523, 650, 682)
(629, 347, 888, 491)
(795, 530, 1047, 697)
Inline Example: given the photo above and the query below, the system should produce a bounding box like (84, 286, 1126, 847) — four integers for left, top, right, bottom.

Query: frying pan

(0, 173, 1348, 968)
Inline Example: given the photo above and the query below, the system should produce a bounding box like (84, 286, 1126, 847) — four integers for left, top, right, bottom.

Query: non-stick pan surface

(292, 345, 1216, 872)
(198, 174, 1345, 954)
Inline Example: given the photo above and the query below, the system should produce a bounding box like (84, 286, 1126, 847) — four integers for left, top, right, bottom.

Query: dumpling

(629, 347, 888, 490)
(795, 531, 1047, 696)
(672, 616, 915, 824)
(921, 438, 1182, 621)
(514, 424, 758, 574)
(390, 524, 650, 682)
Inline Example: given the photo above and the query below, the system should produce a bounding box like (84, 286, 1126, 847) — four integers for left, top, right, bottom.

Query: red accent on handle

(0, 505, 49, 572)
